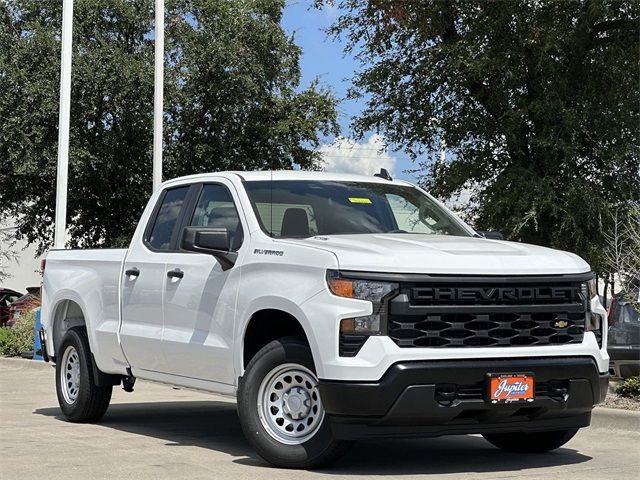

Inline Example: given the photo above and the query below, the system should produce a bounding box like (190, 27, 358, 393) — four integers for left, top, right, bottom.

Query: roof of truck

(163, 170, 412, 187)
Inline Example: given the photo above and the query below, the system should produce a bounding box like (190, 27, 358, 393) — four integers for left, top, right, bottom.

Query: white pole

(152, 0, 164, 192)
(439, 137, 446, 163)
(54, 0, 74, 249)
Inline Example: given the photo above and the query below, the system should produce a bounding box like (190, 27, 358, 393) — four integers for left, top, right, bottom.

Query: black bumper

(608, 346, 640, 377)
(608, 345, 640, 361)
(318, 356, 609, 440)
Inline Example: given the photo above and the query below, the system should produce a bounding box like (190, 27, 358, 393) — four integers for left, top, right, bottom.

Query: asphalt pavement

(1, 357, 639, 480)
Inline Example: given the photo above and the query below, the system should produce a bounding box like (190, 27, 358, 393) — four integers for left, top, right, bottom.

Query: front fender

(235, 294, 320, 380)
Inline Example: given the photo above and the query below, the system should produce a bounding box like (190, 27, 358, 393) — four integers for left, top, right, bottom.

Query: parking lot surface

(1, 358, 639, 480)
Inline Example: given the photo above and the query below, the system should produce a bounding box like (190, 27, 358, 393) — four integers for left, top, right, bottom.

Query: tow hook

(435, 385, 458, 406)
(548, 385, 568, 401)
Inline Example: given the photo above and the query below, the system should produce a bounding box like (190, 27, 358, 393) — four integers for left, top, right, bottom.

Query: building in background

(0, 222, 41, 292)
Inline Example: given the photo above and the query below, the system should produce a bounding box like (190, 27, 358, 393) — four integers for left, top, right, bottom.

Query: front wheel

(482, 428, 579, 453)
(237, 337, 351, 469)
(55, 328, 112, 422)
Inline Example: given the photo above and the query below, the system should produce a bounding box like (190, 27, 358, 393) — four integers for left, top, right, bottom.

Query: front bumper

(608, 345, 640, 378)
(318, 356, 608, 440)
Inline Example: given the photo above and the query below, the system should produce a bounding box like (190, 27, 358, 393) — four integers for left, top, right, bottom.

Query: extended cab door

(160, 180, 246, 385)
(120, 185, 192, 374)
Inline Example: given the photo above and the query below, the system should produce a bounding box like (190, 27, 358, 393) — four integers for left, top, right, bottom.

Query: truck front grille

(386, 275, 589, 349)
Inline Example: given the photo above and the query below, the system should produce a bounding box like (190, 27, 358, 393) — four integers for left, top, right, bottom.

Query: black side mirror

(181, 227, 237, 270)
(476, 230, 504, 240)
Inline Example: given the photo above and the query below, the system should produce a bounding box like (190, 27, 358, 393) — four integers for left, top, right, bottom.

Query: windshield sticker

(348, 197, 372, 204)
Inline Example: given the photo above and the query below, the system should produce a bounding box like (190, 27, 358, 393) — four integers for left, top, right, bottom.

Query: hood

(283, 234, 590, 276)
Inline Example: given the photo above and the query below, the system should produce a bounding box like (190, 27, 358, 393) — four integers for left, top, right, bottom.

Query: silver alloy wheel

(257, 363, 325, 445)
(60, 345, 81, 404)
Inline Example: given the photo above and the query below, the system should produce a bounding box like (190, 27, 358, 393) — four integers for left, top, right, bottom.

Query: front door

(120, 185, 191, 374)
(161, 181, 245, 384)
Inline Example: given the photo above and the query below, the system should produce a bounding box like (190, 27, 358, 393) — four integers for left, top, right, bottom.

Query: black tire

(482, 428, 579, 453)
(237, 336, 352, 469)
(55, 328, 112, 422)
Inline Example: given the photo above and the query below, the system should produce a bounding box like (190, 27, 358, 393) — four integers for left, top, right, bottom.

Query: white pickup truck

(41, 170, 609, 468)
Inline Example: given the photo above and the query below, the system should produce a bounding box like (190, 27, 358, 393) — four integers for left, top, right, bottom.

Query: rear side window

(147, 186, 190, 250)
(190, 184, 244, 250)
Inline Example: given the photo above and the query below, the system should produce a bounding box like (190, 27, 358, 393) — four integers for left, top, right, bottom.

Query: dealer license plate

(488, 374, 535, 404)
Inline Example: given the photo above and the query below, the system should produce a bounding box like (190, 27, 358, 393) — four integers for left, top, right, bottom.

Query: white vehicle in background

(40, 170, 609, 469)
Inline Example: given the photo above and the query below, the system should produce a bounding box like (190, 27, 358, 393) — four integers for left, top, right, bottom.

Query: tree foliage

(603, 201, 640, 302)
(0, 0, 338, 253)
(0, 223, 18, 282)
(324, 0, 639, 273)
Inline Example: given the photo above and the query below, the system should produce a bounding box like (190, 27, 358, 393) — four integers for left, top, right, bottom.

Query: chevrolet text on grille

(411, 286, 580, 302)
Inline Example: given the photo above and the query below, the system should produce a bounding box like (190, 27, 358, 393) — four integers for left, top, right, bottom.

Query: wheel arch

(50, 297, 88, 358)
(241, 307, 316, 374)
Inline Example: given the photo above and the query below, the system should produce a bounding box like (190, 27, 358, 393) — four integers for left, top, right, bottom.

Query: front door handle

(125, 268, 140, 278)
(167, 268, 184, 279)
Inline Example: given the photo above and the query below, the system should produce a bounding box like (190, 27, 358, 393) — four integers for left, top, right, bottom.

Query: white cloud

(319, 134, 397, 177)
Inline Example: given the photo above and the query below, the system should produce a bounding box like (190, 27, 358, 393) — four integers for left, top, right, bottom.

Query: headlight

(326, 270, 398, 335)
(584, 278, 597, 300)
(583, 278, 603, 344)
(326, 270, 397, 302)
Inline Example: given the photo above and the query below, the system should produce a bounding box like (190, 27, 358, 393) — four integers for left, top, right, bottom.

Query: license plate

(488, 374, 535, 404)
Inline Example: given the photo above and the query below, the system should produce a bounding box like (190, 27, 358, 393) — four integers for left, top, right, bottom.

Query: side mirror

(476, 230, 504, 240)
(181, 227, 237, 270)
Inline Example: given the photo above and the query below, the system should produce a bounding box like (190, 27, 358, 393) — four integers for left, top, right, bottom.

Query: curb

(0, 356, 52, 371)
(592, 407, 640, 433)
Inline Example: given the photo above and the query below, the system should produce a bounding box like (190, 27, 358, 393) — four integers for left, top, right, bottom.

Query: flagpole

(54, 0, 74, 249)
(152, 0, 164, 192)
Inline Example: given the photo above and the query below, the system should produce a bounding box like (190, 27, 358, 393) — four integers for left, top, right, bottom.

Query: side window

(190, 184, 244, 250)
(147, 186, 190, 250)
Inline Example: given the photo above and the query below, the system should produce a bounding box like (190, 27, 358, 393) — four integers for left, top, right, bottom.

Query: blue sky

(281, 1, 417, 181)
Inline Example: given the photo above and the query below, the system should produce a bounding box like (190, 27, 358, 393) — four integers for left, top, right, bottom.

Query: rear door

(120, 185, 192, 374)
(161, 180, 246, 384)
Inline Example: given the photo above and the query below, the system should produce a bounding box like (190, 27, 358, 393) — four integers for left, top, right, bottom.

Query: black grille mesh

(389, 311, 585, 348)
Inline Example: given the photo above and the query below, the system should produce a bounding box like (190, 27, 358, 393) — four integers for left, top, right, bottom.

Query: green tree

(0, 0, 338, 254)
(165, 0, 338, 177)
(323, 0, 639, 273)
(1, 0, 156, 251)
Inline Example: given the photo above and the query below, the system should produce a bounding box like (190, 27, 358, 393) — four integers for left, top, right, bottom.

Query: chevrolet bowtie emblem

(553, 320, 569, 328)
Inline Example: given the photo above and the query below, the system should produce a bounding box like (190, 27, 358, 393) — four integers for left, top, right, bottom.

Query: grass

(616, 376, 640, 399)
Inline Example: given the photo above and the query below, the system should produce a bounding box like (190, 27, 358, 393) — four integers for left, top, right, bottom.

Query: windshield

(244, 180, 471, 238)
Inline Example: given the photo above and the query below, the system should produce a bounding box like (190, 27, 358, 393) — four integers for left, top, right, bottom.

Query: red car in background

(7, 286, 41, 326)
(0, 288, 23, 327)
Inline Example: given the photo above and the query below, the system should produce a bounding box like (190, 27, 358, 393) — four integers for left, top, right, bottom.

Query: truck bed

(42, 248, 129, 375)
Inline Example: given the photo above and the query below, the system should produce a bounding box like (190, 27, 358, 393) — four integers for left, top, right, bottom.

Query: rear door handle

(167, 268, 184, 279)
(125, 268, 140, 278)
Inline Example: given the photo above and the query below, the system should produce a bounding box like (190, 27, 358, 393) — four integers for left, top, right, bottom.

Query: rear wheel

(55, 328, 112, 422)
(237, 337, 351, 469)
(482, 428, 579, 453)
